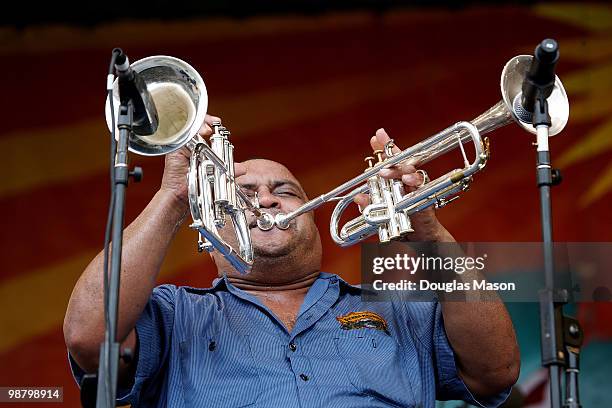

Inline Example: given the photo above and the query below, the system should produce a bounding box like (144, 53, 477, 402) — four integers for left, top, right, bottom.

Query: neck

(227, 269, 320, 292)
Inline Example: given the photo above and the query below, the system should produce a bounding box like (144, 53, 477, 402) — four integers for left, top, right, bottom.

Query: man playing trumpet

(64, 114, 519, 407)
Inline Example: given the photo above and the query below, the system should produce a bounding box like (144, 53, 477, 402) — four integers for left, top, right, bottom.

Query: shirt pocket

(179, 332, 262, 408)
(334, 330, 417, 407)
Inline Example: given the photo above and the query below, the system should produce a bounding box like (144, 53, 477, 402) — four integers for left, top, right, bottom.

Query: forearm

(64, 189, 187, 365)
(442, 292, 519, 396)
(433, 233, 520, 396)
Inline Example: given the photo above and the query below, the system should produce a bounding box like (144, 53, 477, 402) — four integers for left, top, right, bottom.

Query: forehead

(238, 159, 301, 188)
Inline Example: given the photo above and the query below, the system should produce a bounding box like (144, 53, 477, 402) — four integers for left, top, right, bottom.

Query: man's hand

(353, 128, 453, 242)
(159, 114, 247, 213)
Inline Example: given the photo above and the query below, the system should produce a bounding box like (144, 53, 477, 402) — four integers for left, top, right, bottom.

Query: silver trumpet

(273, 55, 569, 246)
(105, 56, 273, 274)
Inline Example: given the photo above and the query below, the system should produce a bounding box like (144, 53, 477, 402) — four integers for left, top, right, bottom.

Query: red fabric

(1, 6, 611, 406)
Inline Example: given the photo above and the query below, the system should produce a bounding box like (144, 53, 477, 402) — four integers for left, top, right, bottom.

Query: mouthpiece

(256, 213, 275, 231)
(274, 214, 291, 230)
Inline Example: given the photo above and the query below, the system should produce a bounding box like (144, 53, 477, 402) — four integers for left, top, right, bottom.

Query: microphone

(513, 39, 559, 123)
(113, 48, 159, 135)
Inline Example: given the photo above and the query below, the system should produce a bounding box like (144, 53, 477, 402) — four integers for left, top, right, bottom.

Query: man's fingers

(198, 114, 222, 137)
(205, 114, 222, 126)
(167, 146, 191, 162)
(198, 122, 212, 136)
(379, 166, 426, 191)
(234, 162, 247, 178)
(375, 128, 401, 155)
(353, 193, 370, 210)
(401, 172, 425, 188)
(369, 135, 383, 152)
(378, 164, 417, 179)
(179, 146, 191, 159)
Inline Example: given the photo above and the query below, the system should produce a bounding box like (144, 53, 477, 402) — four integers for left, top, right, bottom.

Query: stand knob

(121, 348, 133, 364)
(129, 166, 143, 183)
(551, 168, 562, 186)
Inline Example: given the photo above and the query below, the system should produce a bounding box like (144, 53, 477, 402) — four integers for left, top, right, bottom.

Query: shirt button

(299, 373, 309, 381)
(289, 342, 297, 352)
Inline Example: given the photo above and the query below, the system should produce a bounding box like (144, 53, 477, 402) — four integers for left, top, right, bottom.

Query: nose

(256, 188, 281, 209)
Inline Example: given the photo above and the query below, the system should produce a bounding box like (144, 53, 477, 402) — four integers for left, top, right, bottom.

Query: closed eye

(276, 191, 299, 197)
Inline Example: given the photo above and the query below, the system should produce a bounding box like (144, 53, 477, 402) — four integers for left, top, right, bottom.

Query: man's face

(212, 159, 322, 278)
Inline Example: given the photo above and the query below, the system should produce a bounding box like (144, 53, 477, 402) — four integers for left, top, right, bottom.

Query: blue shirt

(69, 272, 510, 407)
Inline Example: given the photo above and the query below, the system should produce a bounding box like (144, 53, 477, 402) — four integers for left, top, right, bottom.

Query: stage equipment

(105, 56, 274, 275)
(272, 53, 569, 246)
(523, 38, 582, 408)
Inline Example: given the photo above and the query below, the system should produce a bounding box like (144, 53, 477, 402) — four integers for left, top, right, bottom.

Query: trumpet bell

(501, 55, 569, 136)
(105, 55, 208, 156)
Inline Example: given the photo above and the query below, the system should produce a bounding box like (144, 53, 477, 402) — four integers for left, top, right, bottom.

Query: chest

(263, 300, 300, 333)
(173, 305, 424, 408)
(258, 294, 303, 332)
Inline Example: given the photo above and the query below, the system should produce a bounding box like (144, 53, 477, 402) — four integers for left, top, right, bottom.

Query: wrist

(431, 223, 455, 243)
(156, 188, 189, 224)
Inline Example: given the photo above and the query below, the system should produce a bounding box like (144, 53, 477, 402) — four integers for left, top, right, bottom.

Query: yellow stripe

(533, 3, 612, 31)
(0, 142, 377, 353)
(0, 13, 375, 55)
(557, 119, 612, 169)
(212, 66, 447, 142)
(1, 67, 447, 198)
(0, 8, 498, 56)
(552, 36, 612, 62)
(0, 119, 111, 197)
(568, 91, 612, 124)
(562, 62, 612, 100)
(581, 159, 612, 207)
(0, 148, 365, 353)
(0, 225, 210, 353)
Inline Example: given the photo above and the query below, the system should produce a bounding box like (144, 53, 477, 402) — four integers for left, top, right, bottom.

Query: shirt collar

(317, 272, 363, 294)
(186, 271, 363, 294)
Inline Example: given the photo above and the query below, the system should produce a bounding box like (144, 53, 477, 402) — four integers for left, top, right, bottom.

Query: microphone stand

(533, 92, 583, 408)
(94, 101, 133, 408)
(79, 100, 142, 408)
(78, 49, 147, 408)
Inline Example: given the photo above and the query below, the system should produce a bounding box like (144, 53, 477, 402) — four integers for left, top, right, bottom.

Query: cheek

(282, 198, 305, 212)
(297, 213, 318, 237)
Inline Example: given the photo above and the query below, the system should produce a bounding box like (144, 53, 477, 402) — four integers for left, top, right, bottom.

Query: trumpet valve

(373, 149, 384, 163)
(396, 211, 414, 234)
(378, 227, 390, 243)
(364, 156, 375, 169)
(205, 162, 215, 178)
(214, 207, 226, 227)
(383, 139, 396, 157)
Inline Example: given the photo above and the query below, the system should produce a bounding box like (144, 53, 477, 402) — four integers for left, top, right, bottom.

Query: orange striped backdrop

(1, 3, 611, 406)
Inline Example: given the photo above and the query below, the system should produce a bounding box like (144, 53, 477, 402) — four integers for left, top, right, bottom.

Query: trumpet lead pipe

(276, 121, 481, 228)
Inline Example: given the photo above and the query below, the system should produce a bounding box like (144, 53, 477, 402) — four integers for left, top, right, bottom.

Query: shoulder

(150, 283, 223, 308)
